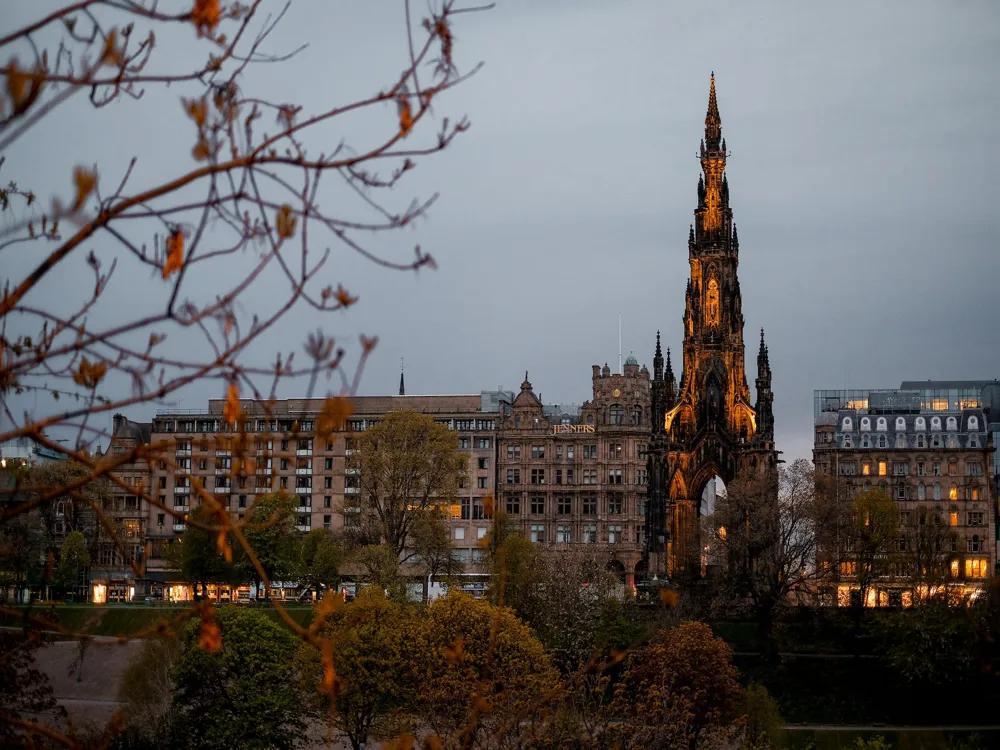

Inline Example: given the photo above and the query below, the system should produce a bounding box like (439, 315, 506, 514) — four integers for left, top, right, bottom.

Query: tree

(484, 508, 543, 613)
(416, 591, 563, 748)
(117, 637, 183, 747)
(707, 459, 836, 657)
(350, 544, 408, 601)
(56, 530, 90, 597)
(849, 489, 900, 612)
(609, 621, 743, 750)
(180, 505, 238, 599)
(0, 629, 65, 749)
(0, 512, 44, 603)
(235, 492, 298, 595)
(347, 410, 467, 560)
(410, 510, 463, 602)
(293, 529, 342, 599)
(0, 0, 487, 740)
(171, 605, 307, 750)
(303, 589, 424, 750)
(902, 504, 958, 602)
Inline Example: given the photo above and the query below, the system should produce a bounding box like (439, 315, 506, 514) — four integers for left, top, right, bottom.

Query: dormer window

(877, 435, 887, 448)
(915, 416, 926, 431)
(876, 417, 887, 432)
(916, 434, 926, 448)
(861, 435, 871, 449)
(860, 417, 871, 432)
(970, 434, 979, 448)
(843, 434, 853, 448)
(931, 416, 941, 431)
(895, 434, 906, 449)
(969, 416, 979, 431)
(842, 417, 853, 431)
(946, 416, 958, 431)
(895, 417, 906, 431)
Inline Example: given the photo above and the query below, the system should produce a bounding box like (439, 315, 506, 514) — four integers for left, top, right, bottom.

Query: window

(157, 513, 165, 527)
(472, 499, 484, 521)
(555, 446, 563, 460)
(895, 485, 906, 500)
(506, 496, 520, 515)
(946, 416, 958, 431)
(876, 417, 887, 431)
(917, 462, 925, 476)
(459, 437, 470, 450)
(455, 527, 465, 541)
(861, 435, 871, 449)
(159, 476, 167, 489)
(323, 515, 332, 531)
(610, 404, 624, 425)
(968, 511, 985, 526)
(566, 469, 575, 485)
(862, 462, 871, 476)
(583, 445, 597, 459)
(280, 458, 289, 470)
(968, 416, 979, 431)
(934, 483, 941, 500)
(531, 469, 545, 485)
(324, 458, 332, 470)
(949, 484, 958, 501)
(860, 417, 871, 431)
(892, 462, 908, 476)
(460, 498, 471, 520)
(608, 468, 623, 485)
(967, 462, 984, 476)
(557, 496, 572, 515)
(477, 477, 488, 489)
(324, 476, 332, 489)
(607, 494, 623, 514)
(931, 417, 941, 431)
(895, 417, 906, 431)
(970, 486, 980, 501)
(916, 434, 926, 449)
(556, 525, 571, 543)
(530, 524, 545, 543)
(531, 496, 545, 515)
(607, 443, 623, 460)
(582, 497, 597, 515)
(507, 445, 521, 460)
(966, 558, 988, 578)
(878, 460, 887, 476)
(583, 469, 597, 485)
(932, 434, 943, 448)
(608, 524, 622, 544)
(324, 496, 332, 508)
(842, 417, 853, 431)
(582, 523, 597, 543)
(917, 483, 926, 500)
(555, 469, 563, 485)
(842, 434, 852, 448)
(933, 462, 941, 476)
(531, 445, 545, 459)
(967, 535, 983, 553)
(950, 511, 959, 526)
(637, 469, 647, 485)
(567, 445, 574, 460)
(477, 437, 491, 449)
(915, 416, 927, 431)
(840, 462, 857, 476)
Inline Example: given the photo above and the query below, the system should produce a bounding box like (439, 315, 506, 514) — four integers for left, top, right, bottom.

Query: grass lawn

(2, 603, 314, 637)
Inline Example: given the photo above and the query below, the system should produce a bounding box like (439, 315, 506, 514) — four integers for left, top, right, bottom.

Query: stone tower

(646, 74, 778, 579)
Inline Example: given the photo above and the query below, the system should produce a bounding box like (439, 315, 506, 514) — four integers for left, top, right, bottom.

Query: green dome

(624, 352, 638, 366)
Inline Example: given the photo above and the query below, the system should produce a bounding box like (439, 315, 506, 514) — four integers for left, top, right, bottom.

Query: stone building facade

(497, 360, 651, 586)
(813, 387, 995, 604)
(143, 392, 509, 585)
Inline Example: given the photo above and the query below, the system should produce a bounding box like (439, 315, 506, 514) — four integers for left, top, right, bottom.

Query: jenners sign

(552, 424, 595, 435)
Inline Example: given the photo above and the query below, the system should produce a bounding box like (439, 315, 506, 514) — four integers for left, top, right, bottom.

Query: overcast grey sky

(6, 1, 1000, 463)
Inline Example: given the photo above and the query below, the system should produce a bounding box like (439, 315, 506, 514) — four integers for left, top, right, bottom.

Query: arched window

(970, 433, 979, 448)
(863, 481, 871, 492)
(861, 417, 871, 431)
(861, 435, 871, 449)
(949, 484, 959, 500)
(915, 416, 926, 431)
(931, 416, 941, 431)
(609, 404, 624, 425)
(969, 416, 979, 431)
(842, 434, 852, 448)
(514, 415, 520, 428)
(876, 417, 887, 431)
(947, 436, 957, 449)
(895, 417, 906, 431)
(586, 414, 594, 425)
(895, 434, 906, 449)
(946, 416, 958, 431)
(842, 417, 853, 431)
(631, 408, 641, 426)
(877, 435, 887, 448)
(933, 482, 941, 501)
(917, 483, 926, 500)
(706, 278, 720, 326)
(916, 434, 926, 449)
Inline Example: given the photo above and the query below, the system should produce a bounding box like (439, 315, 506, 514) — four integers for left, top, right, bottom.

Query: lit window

(950, 511, 959, 527)
(862, 462, 871, 476)
(950, 559, 960, 578)
(878, 461, 887, 477)
(966, 558, 988, 578)
(949, 484, 958, 501)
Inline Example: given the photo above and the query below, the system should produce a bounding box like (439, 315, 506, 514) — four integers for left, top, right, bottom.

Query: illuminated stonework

(645, 75, 778, 578)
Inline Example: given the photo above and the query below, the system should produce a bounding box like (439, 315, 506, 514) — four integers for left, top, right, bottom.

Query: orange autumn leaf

(316, 396, 353, 438)
(334, 284, 357, 308)
(192, 0, 222, 37)
(163, 229, 184, 279)
(72, 357, 107, 389)
(275, 204, 297, 239)
(223, 382, 241, 424)
(397, 94, 413, 137)
(72, 166, 97, 211)
(198, 618, 222, 653)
